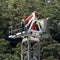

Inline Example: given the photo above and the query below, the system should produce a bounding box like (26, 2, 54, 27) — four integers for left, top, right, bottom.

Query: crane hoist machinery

(8, 11, 48, 39)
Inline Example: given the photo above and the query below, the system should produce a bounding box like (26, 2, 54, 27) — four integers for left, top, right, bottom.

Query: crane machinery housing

(8, 11, 48, 40)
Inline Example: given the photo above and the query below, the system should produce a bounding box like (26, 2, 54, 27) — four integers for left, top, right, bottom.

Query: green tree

(0, 39, 10, 53)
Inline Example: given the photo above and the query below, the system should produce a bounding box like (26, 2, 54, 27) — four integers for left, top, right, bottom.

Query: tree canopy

(0, 0, 60, 60)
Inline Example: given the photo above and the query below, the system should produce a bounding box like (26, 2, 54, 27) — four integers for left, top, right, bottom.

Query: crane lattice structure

(21, 34, 41, 60)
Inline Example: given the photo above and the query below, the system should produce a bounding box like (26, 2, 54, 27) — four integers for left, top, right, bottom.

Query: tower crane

(8, 11, 48, 39)
(7, 11, 49, 60)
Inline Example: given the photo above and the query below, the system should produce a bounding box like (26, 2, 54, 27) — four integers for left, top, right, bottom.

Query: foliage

(41, 38, 60, 60)
(0, 39, 10, 53)
(0, 0, 60, 40)
(0, 0, 60, 60)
